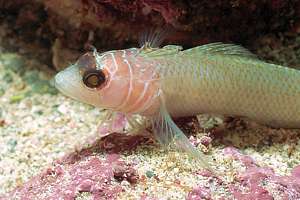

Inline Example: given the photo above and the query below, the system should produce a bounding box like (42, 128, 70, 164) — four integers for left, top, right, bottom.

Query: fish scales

(154, 50, 300, 128)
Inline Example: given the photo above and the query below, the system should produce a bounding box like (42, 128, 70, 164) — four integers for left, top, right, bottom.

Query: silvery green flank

(151, 43, 300, 128)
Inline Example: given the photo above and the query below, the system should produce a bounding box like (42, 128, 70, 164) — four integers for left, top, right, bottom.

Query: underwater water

(1, 1, 300, 199)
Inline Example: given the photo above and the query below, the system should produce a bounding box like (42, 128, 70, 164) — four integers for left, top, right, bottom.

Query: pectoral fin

(98, 111, 148, 136)
(151, 102, 212, 170)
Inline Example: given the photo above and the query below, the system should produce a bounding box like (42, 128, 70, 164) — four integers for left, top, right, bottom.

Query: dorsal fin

(184, 42, 259, 59)
(137, 42, 259, 60)
(139, 25, 173, 48)
(138, 45, 183, 58)
(137, 25, 180, 58)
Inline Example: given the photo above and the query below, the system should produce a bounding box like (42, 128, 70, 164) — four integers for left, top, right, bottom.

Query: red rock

(2, 153, 137, 199)
(187, 186, 211, 200)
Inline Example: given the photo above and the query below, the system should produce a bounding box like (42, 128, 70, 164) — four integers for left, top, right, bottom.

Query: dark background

(1, 0, 300, 70)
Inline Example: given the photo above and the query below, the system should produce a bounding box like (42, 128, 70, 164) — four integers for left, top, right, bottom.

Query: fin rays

(139, 26, 171, 48)
(185, 42, 259, 59)
(151, 95, 211, 170)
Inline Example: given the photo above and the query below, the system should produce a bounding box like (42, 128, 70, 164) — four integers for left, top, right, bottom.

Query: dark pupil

(83, 70, 105, 88)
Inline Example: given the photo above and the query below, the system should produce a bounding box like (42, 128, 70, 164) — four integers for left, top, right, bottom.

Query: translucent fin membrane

(185, 42, 258, 59)
(151, 99, 212, 170)
(139, 45, 183, 58)
(139, 26, 172, 48)
(98, 111, 148, 136)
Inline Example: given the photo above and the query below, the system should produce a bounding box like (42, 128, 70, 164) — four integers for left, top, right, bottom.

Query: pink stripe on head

(114, 57, 133, 110)
(98, 49, 160, 115)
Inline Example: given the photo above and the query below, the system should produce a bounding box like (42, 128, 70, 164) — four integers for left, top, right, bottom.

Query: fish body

(154, 45, 300, 128)
(54, 43, 300, 169)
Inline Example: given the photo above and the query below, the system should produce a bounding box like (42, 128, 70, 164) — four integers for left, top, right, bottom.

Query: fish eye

(82, 69, 106, 89)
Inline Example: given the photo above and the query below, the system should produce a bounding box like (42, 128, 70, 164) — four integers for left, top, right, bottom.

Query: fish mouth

(54, 65, 103, 107)
(54, 65, 83, 99)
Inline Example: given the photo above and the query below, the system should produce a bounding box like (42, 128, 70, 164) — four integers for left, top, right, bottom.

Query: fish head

(54, 49, 160, 114)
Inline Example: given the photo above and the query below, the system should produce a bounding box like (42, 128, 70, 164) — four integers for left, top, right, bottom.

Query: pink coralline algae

(188, 147, 300, 200)
(187, 186, 211, 200)
(99, 133, 151, 153)
(224, 147, 300, 200)
(0, 123, 149, 199)
(2, 150, 139, 200)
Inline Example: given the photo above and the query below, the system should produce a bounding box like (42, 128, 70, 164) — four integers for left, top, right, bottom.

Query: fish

(54, 40, 300, 170)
